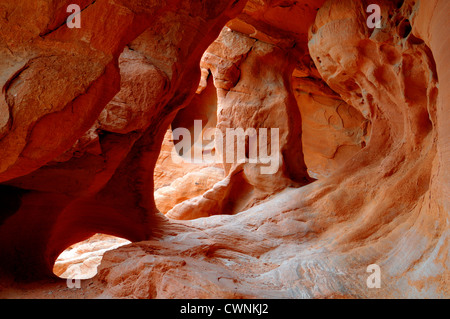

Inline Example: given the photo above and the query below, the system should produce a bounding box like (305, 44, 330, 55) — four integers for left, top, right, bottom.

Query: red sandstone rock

(154, 130, 224, 215)
(53, 234, 130, 280)
(92, 0, 448, 299)
(167, 27, 311, 220)
(293, 76, 369, 179)
(0, 0, 448, 299)
(0, 0, 248, 280)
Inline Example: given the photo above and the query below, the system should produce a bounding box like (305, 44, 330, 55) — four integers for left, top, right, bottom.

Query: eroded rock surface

(0, 0, 448, 299)
(166, 27, 311, 220)
(0, 0, 248, 280)
(53, 234, 130, 280)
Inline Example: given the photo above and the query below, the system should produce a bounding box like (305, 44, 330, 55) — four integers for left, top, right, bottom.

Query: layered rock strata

(0, 0, 447, 299)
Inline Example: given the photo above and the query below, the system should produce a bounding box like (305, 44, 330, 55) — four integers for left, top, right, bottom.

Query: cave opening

(153, 24, 371, 220)
(52, 233, 131, 280)
(0, 0, 446, 300)
(153, 70, 225, 217)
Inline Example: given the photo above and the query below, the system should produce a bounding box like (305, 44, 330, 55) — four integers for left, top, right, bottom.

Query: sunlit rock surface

(0, 0, 448, 299)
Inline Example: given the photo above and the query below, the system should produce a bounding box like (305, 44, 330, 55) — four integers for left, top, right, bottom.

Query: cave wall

(86, 0, 447, 299)
(0, 0, 248, 280)
(0, 0, 448, 298)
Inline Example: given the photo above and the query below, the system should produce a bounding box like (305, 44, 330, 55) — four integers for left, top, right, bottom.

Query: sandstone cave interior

(0, 0, 448, 299)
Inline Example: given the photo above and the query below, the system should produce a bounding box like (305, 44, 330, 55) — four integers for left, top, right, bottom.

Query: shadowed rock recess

(0, 0, 448, 299)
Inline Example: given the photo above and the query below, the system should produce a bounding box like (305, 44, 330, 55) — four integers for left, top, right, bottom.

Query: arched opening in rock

(153, 71, 225, 216)
(0, 0, 446, 299)
(153, 26, 370, 219)
(52, 234, 131, 280)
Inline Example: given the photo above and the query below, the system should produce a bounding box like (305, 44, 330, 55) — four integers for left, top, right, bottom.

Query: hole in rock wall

(153, 72, 225, 215)
(292, 55, 370, 179)
(53, 234, 130, 280)
(153, 28, 371, 217)
(0, 0, 445, 299)
(0, 185, 29, 225)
